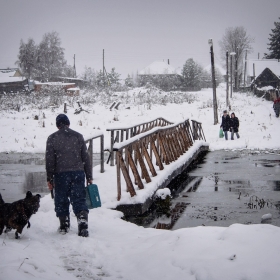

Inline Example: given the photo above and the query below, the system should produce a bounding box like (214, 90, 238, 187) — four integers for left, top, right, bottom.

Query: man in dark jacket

(220, 110, 231, 140)
(46, 114, 92, 237)
(273, 97, 280, 117)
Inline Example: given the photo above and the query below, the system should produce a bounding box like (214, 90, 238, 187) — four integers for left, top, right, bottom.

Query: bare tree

(219, 26, 254, 88)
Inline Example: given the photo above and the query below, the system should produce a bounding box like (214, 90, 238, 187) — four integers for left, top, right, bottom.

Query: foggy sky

(0, 0, 279, 79)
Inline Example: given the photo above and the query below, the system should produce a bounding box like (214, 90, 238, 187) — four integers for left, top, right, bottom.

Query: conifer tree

(265, 18, 280, 59)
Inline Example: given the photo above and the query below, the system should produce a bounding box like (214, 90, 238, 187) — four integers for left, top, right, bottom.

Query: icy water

(131, 150, 280, 229)
(0, 153, 105, 203)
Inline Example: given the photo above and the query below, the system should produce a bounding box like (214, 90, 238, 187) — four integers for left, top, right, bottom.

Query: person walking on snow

(45, 114, 92, 237)
(220, 110, 231, 140)
(273, 97, 280, 118)
(230, 112, 240, 140)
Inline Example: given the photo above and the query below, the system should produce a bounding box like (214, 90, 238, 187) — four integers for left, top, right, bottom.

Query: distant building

(50, 76, 85, 89)
(34, 81, 78, 95)
(247, 59, 280, 100)
(0, 68, 23, 78)
(138, 61, 182, 90)
(0, 68, 28, 94)
(247, 59, 280, 86)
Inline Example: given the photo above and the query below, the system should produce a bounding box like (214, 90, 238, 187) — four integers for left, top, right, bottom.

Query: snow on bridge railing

(112, 119, 206, 201)
(106, 117, 173, 166)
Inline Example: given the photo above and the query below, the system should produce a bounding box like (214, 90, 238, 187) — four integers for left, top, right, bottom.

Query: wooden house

(0, 69, 28, 94)
(138, 61, 182, 90)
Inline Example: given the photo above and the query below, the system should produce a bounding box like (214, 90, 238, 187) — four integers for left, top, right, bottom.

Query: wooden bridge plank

(118, 152, 137, 197)
(142, 144, 157, 177)
(135, 143, 151, 183)
(127, 150, 144, 190)
(151, 140, 164, 170)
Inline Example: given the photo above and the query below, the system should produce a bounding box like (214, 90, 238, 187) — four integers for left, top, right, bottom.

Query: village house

(247, 59, 280, 100)
(138, 60, 182, 91)
(34, 81, 79, 96)
(0, 68, 29, 94)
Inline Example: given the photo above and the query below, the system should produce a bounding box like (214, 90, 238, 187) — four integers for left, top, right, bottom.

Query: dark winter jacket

(45, 126, 92, 183)
(220, 115, 231, 131)
(273, 101, 280, 113)
(230, 117, 239, 133)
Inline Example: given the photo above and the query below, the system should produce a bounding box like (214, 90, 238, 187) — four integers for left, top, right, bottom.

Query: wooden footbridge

(86, 117, 208, 215)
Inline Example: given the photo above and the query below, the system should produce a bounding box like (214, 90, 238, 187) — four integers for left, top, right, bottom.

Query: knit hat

(56, 114, 70, 128)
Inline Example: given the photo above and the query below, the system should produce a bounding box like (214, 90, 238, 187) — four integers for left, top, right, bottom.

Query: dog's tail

(0, 193, 4, 205)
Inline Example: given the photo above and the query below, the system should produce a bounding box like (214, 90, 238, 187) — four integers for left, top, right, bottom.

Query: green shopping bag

(219, 128, 224, 138)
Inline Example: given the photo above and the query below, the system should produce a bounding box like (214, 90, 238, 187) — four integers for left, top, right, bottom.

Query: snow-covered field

(1, 85, 280, 280)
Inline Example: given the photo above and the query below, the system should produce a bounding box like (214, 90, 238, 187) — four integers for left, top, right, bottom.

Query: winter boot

(58, 215, 70, 235)
(77, 211, 89, 237)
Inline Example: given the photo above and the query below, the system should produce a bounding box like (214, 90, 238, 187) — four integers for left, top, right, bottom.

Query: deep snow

(1, 85, 280, 280)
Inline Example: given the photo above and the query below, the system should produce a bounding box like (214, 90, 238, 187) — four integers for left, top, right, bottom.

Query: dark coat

(273, 101, 280, 114)
(220, 115, 231, 131)
(45, 126, 92, 183)
(230, 117, 239, 133)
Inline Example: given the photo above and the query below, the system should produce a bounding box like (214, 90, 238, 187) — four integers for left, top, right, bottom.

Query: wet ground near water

(127, 150, 280, 229)
(0, 153, 106, 203)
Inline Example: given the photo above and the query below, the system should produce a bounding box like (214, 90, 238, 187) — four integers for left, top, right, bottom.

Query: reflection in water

(149, 151, 280, 230)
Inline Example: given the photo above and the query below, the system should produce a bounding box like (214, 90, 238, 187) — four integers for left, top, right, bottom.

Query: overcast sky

(0, 0, 279, 79)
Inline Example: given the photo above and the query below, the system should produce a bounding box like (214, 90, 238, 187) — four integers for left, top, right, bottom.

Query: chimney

(168, 59, 170, 65)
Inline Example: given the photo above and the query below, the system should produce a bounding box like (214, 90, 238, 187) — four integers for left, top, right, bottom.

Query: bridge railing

(113, 119, 202, 201)
(106, 117, 173, 166)
(85, 132, 105, 174)
(191, 120, 206, 141)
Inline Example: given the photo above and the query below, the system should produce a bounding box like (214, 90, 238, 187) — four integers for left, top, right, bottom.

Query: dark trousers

(54, 171, 88, 217)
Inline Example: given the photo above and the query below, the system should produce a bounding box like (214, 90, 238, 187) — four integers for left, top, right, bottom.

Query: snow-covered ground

(1, 85, 280, 280)
(0, 84, 279, 153)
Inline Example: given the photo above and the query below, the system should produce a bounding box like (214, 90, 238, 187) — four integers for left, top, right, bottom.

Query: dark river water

(0, 153, 105, 203)
(126, 150, 280, 229)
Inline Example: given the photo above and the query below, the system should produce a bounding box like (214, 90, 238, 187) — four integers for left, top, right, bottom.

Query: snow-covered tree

(16, 38, 37, 79)
(124, 74, 134, 88)
(35, 31, 67, 81)
(80, 66, 97, 90)
(265, 18, 280, 59)
(108, 68, 121, 90)
(96, 70, 107, 89)
(181, 58, 203, 90)
(219, 26, 254, 88)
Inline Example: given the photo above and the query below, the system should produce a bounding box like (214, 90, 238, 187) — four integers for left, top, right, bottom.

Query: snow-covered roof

(139, 61, 181, 75)
(204, 64, 226, 75)
(0, 69, 18, 78)
(247, 59, 280, 77)
(0, 77, 26, 83)
(34, 82, 75, 86)
(67, 87, 80, 91)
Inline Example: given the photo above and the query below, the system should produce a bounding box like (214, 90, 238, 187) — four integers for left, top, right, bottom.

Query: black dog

(0, 191, 41, 239)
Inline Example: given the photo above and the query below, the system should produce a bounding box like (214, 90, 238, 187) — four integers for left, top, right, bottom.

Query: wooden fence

(106, 117, 173, 166)
(85, 133, 105, 173)
(113, 119, 205, 201)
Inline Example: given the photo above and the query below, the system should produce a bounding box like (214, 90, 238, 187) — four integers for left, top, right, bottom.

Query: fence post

(110, 130, 115, 166)
(89, 139, 93, 172)
(100, 135, 105, 173)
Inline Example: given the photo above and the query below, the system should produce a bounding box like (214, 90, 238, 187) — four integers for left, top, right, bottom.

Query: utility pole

(235, 47, 238, 91)
(73, 54, 76, 78)
(208, 39, 218, 125)
(243, 49, 247, 88)
(103, 49, 105, 82)
(226, 51, 229, 107)
(230, 52, 236, 98)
